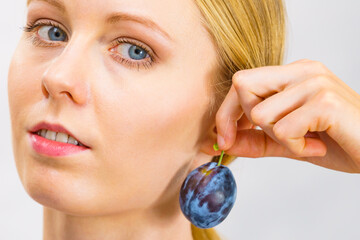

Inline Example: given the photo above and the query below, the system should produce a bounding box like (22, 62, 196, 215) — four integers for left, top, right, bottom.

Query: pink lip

(29, 121, 88, 147)
(28, 132, 89, 157)
(28, 121, 90, 157)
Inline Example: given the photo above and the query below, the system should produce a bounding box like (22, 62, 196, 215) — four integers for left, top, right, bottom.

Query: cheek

(8, 39, 40, 147)
(8, 47, 32, 120)
(8, 37, 53, 122)
(94, 70, 210, 207)
(98, 72, 209, 160)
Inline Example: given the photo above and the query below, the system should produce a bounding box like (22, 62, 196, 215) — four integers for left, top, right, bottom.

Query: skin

(8, 0, 359, 239)
(214, 59, 360, 174)
(7, 0, 221, 239)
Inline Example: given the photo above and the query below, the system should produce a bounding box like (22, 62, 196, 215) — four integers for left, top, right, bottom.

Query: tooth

(55, 132, 69, 143)
(41, 129, 47, 137)
(68, 136, 78, 145)
(45, 130, 57, 141)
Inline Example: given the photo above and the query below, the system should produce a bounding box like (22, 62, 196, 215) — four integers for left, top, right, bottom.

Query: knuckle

(232, 70, 250, 91)
(302, 76, 317, 89)
(304, 74, 330, 89)
(299, 60, 328, 75)
(315, 89, 338, 107)
(314, 89, 341, 109)
(312, 60, 327, 69)
(310, 60, 329, 74)
(314, 74, 331, 86)
(272, 121, 286, 141)
(250, 106, 264, 126)
(299, 61, 315, 75)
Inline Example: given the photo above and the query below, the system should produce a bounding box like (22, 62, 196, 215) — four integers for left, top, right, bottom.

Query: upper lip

(29, 121, 90, 148)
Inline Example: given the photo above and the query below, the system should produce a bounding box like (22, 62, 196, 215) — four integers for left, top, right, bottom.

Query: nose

(41, 35, 92, 106)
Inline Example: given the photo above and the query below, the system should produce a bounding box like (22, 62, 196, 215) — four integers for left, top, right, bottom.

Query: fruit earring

(179, 143, 237, 228)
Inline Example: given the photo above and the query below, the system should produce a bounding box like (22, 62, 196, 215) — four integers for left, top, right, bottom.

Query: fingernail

(217, 134, 226, 149)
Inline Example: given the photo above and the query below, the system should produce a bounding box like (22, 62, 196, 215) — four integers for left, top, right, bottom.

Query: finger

(249, 74, 339, 145)
(248, 79, 312, 148)
(215, 84, 243, 150)
(232, 60, 327, 126)
(249, 59, 330, 97)
(216, 59, 326, 151)
(223, 128, 317, 159)
(272, 95, 330, 157)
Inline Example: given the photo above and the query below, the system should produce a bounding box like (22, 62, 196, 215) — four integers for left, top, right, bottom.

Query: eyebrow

(27, 0, 173, 42)
(106, 13, 172, 42)
(27, 0, 65, 12)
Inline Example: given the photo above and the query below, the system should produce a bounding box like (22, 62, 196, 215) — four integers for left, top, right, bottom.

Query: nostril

(61, 91, 72, 99)
(41, 83, 49, 97)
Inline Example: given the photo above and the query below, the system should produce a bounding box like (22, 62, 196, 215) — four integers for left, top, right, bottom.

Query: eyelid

(108, 38, 156, 70)
(23, 20, 69, 48)
(109, 37, 156, 62)
(24, 19, 70, 37)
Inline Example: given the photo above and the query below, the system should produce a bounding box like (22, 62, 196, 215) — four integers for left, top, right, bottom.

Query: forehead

(27, 0, 206, 42)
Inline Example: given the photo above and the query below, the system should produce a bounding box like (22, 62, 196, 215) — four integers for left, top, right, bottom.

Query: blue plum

(179, 161, 237, 228)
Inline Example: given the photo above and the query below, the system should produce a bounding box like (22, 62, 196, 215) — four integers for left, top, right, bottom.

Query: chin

(19, 160, 105, 217)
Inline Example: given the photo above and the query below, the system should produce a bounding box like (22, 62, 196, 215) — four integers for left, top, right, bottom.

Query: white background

(1, 1, 359, 239)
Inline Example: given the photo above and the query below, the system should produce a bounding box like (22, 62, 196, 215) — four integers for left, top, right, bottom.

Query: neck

(43, 203, 193, 240)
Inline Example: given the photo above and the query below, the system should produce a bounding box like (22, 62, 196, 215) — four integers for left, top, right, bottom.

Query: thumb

(223, 128, 326, 159)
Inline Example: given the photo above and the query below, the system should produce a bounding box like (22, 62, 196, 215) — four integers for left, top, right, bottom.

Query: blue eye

(129, 45, 148, 60)
(109, 39, 154, 69)
(115, 43, 149, 61)
(38, 26, 67, 42)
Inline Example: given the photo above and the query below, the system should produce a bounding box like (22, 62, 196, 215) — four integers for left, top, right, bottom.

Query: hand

(214, 59, 360, 173)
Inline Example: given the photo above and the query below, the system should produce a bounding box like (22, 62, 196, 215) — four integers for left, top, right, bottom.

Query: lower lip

(28, 132, 89, 157)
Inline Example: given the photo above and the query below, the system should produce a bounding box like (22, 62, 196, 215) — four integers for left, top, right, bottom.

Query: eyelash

(23, 20, 65, 47)
(109, 38, 155, 70)
(22, 19, 156, 70)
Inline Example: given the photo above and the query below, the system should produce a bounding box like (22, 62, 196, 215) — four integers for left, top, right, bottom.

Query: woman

(7, 0, 360, 239)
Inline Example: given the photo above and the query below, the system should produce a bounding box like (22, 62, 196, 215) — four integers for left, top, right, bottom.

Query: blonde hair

(191, 0, 287, 239)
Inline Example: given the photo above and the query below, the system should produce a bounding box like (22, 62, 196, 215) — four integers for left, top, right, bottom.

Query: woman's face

(8, 0, 219, 215)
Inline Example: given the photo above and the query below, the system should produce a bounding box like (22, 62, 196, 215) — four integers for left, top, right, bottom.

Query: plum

(179, 143, 237, 228)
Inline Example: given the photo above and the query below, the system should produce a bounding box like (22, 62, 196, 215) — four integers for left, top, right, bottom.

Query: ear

(190, 121, 221, 172)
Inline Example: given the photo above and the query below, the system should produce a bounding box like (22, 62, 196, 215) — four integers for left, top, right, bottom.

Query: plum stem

(213, 143, 225, 166)
(217, 150, 225, 166)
